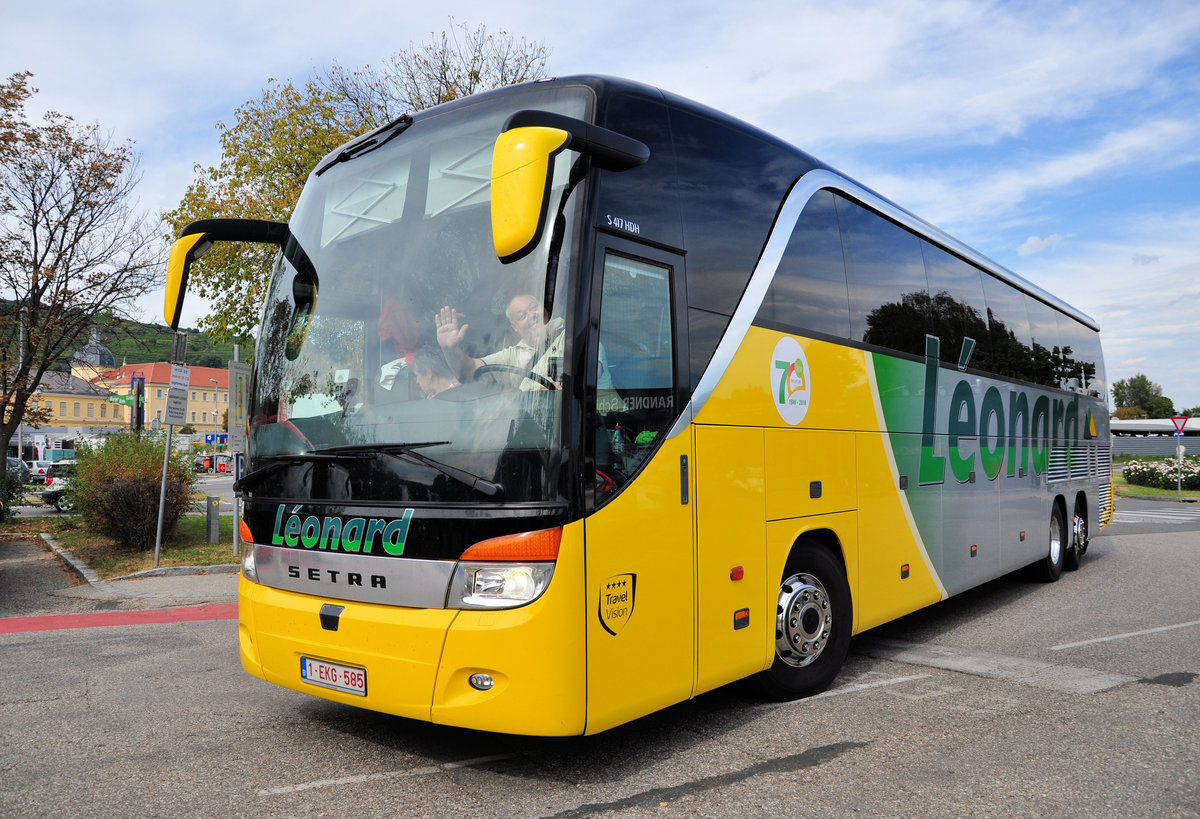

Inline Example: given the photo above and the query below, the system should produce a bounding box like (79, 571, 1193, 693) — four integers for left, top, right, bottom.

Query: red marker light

(730, 566, 744, 581)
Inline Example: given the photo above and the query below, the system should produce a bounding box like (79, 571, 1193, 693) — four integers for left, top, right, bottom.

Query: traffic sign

(1172, 415, 1189, 434)
(170, 365, 191, 391)
(164, 387, 188, 426)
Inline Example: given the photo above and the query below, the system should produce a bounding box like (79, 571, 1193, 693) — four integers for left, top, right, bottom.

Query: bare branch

(0, 72, 163, 454)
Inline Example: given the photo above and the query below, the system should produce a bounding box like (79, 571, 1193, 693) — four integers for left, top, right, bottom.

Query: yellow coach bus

(165, 75, 1111, 736)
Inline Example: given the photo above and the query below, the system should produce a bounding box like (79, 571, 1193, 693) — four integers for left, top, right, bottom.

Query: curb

(35, 532, 239, 595)
(110, 563, 239, 581)
(39, 532, 121, 595)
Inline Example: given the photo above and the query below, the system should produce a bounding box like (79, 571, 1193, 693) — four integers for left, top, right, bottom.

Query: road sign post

(1173, 417, 1189, 502)
(155, 341, 192, 567)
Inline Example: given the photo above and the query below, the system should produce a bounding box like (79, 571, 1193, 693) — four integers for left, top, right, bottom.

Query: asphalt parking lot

(1, 499, 1196, 818)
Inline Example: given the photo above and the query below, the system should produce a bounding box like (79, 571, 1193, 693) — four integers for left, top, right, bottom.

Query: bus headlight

(242, 546, 259, 584)
(452, 563, 554, 609)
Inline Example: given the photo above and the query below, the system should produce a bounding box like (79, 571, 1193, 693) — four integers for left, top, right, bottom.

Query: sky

(5, 0, 1200, 411)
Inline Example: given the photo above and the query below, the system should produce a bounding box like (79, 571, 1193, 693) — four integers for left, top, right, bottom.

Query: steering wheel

(473, 363, 559, 391)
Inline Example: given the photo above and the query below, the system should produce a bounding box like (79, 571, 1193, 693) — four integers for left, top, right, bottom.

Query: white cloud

(619, 0, 1200, 151)
(6, 0, 1200, 407)
(1018, 235, 1066, 256)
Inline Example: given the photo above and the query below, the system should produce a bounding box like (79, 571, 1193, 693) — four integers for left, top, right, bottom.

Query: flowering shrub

(1122, 457, 1200, 490)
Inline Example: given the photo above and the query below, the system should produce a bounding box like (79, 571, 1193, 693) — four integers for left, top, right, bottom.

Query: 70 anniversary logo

(771, 337, 812, 426)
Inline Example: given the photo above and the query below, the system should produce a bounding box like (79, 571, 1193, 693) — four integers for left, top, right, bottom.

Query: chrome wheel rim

(775, 572, 832, 668)
(1049, 513, 1063, 564)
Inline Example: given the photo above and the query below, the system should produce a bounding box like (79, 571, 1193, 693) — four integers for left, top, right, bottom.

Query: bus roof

(320, 73, 1099, 332)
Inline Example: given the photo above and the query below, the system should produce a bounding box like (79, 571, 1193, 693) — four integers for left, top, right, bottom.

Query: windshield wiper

(314, 114, 414, 176)
(317, 443, 504, 498)
(232, 450, 375, 494)
(234, 442, 504, 498)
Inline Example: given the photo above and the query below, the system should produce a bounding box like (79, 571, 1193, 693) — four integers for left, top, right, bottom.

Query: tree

(0, 72, 161, 460)
(1111, 373, 1174, 418)
(165, 20, 550, 341)
(1111, 406, 1147, 420)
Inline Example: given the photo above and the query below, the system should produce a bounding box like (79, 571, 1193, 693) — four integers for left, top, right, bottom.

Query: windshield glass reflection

(248, 88, 590, 504)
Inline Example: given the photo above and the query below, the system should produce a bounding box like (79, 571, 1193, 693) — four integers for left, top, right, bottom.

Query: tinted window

(670, 109, 811, 315)
(598, 96, 683, 250)
(1057, 315, 1105, 397)
(921, 243, 992, 371)
(687, 308, 729, 391)
(1025, 296, 1063, 387)
(755, 189, 850, 338)
(836, 196, 929, 355)
(982, 275, 1033, 381)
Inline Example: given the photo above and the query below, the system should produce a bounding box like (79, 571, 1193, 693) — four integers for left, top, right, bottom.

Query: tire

(1064, 497, 1087, 571)
(55, 496, 74, 513)
(1033, 503, 1065, 582)
(755, 543, 852, 700)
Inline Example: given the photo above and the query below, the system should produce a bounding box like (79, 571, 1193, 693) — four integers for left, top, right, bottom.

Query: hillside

(84, 318, 252, 369)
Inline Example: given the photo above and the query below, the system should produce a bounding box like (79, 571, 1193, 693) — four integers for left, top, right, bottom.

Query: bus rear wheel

(1064, 497, 1088, 571)
(756, 543, 851, 701)
(1033, 503, 1065, 582)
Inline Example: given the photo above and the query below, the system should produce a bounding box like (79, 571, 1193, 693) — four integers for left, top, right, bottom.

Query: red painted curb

(0, 603, 239, 634)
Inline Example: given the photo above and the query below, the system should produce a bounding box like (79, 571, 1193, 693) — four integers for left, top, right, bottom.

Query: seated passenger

(411, 347, 461, 399)
(378, 298, 420, 392)
(436, 294, 611, 391)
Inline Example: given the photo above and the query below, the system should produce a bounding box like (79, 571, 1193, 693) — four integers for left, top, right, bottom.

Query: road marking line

(1050, 619, 1200, 651)
(807, 673, 932, 699)
(751, 673, 932, 713)
(0, 604, 238, 634)
(859, 639, 1135, 694)
(257, 754, 515, 796)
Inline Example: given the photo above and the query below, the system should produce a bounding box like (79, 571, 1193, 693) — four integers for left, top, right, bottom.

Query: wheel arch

(781, 525, 854, 632)
(788, 527, 847, 576)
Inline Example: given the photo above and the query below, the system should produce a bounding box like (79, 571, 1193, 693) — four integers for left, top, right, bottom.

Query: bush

(1122, 457, 1200, 491)
(0, 470, 24, 523)
(72, 433, 196, 551)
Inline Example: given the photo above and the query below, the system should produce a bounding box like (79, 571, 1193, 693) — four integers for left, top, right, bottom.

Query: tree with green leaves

(1111, 373, 1175, 418)
(1, 71, 161, 461)
(164, 20, 550, 342)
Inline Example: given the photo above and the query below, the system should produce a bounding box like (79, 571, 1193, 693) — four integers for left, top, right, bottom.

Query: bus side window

(593, 253, 675, 498)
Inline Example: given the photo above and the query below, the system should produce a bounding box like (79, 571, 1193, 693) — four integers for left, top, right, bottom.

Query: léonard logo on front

(771, 336, 811, 425)
(271, 504, 413, 555)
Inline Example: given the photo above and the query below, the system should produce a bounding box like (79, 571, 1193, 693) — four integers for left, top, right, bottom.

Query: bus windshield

(248, 87, 591, 504)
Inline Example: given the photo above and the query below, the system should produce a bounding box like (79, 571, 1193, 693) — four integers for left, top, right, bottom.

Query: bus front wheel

(756, 543, 852, 701)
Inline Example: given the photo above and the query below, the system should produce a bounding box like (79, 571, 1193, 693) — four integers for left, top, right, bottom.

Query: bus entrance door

(584, 244, 694, 734)
(583, 431, 695, 734)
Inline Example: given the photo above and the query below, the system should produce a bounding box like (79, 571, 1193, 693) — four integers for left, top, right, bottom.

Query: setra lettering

(285, 564, 386, 589)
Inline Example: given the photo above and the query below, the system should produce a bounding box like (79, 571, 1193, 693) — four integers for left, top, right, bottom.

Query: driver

(436, 294, 566, 390)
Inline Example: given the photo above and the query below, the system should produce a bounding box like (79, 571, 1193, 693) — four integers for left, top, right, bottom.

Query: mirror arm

(503, 110, 649, 171)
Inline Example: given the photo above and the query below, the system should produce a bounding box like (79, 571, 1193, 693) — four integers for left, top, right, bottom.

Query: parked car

(6, 457, 32, 484)
(27, 460, 52, 481)
(41, 460, 76, 512)
(193, 453, 231, 473)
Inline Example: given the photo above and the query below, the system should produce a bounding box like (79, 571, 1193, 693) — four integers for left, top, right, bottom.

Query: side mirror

(163, 218, 289, 330)
(491, 111, 649, 264)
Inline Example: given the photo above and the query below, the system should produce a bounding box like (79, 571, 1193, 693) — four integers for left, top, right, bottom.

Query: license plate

(300, 656, 367, 696)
